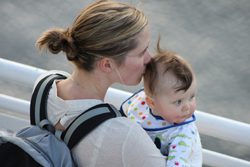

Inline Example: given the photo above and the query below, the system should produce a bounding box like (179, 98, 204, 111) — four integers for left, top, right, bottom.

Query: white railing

(0, 58, 250, 167)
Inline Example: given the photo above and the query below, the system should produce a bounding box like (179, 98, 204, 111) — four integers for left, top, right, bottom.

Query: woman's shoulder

(101, 117, 165, 166)
(104, 116, 142, 131)
(90, 116, 150, 141)
(72, 112, 165, 167)
(34, 70, 70, 88)
(102, 117, 159, 147)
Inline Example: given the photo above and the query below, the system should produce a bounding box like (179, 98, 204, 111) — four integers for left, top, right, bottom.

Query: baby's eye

(189, 94, 195, 101)
(174, 100, 182, 106)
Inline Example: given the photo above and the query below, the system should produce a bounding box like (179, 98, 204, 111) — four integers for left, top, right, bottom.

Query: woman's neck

(57, 69, 111, 101)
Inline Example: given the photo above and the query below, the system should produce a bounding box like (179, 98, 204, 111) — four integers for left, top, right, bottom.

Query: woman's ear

(98, 58, 113, 72)
(145, 96, 155, 109)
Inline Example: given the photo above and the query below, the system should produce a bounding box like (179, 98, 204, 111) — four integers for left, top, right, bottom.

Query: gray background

(0, 0, 249, 164)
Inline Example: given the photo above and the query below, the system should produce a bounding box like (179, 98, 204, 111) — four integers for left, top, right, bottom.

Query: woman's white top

(37, 71, 165, 167)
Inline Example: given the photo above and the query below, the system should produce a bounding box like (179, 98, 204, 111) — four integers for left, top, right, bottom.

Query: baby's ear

(145, 96, 155, 109)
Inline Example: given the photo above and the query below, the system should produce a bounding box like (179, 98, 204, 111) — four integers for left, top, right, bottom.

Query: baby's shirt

(121, 89, 202, 167)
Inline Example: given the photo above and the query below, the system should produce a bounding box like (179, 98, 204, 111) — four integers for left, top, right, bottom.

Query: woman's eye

(139, 47, 149, 57)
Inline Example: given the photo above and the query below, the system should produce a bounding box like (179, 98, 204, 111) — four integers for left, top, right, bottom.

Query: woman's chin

(126, 78, 142, 86)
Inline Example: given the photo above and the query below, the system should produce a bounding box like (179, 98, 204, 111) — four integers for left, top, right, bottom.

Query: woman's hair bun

(36, 28, 72, 54)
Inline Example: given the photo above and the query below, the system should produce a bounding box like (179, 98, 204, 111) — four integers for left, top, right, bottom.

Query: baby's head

(143, 44, 197, 123)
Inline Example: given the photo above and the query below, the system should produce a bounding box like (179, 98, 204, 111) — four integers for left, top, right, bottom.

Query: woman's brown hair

(36, 0, 148, 71)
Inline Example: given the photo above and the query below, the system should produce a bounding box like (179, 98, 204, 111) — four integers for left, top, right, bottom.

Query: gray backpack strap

(30, 72, 125, 150)
(60, 103, 124, 149)
(30, 73, 67, 132)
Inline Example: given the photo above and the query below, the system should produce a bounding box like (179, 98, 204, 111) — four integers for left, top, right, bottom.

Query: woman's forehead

(127, 26, 150, 56)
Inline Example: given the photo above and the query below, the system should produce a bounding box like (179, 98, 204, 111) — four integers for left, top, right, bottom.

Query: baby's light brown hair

(144, 42, 194, 97)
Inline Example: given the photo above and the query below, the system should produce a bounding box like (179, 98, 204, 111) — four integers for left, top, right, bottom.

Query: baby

(121, 43, 202, 166)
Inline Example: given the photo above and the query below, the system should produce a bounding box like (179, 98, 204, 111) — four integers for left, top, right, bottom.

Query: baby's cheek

(190, 103, 196, 114)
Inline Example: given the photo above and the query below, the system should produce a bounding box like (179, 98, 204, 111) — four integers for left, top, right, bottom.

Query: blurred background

(0, 0, 249, 165)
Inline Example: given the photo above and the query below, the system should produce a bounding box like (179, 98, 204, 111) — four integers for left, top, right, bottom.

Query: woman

(36, 0, 165, 166)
